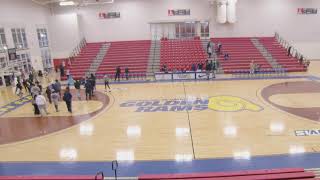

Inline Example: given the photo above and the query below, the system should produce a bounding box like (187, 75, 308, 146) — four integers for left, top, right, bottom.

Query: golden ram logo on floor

(120, 95, 263, 113)
(208, 96, 263, 112)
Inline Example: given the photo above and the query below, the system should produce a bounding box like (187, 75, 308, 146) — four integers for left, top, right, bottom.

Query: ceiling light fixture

(59, 1, 75, 6)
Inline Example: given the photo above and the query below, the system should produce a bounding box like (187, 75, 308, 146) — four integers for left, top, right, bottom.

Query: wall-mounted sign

(297, 8, 318, 15)
(295, 130, 320, 136)
(99, 12, 120, 19)
(8, 48, 16, 60)
(168, 9, 190, 16)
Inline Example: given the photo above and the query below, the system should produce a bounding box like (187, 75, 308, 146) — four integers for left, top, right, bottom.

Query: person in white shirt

(36, 94, 49, 116)
(104, 74, 111, 92)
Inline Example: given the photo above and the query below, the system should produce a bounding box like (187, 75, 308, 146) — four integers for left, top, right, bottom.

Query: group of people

(15, 72, 73, 116)
(207, 41, 225, 57)
(115, 66, 130, 82)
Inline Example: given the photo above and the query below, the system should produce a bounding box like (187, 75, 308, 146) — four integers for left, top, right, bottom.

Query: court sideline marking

(182, 82, 196, 159)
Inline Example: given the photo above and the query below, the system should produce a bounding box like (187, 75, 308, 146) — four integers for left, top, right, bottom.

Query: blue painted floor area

(1, 153, 320, 176)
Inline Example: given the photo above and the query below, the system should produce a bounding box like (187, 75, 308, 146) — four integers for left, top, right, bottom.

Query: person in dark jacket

(60, 64, 65, 77)
(63, 87, 72, 113)
(32, 94, 40, 115)
(53, 79, 62, 97)
(115, 66, 121, 82)
(191, 64, 196, 72)
(22, 79, 29, 93)
(45, 86, 52, 104)
(85, 79, 92, 100)
(125, 67, 129, 80)
(15, 81, 23, 97)
(90, 74, 96, 92)
(287, 46, 292, 56)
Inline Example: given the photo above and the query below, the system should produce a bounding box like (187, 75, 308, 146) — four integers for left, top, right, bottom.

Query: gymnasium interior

(1, 0, 320, 179)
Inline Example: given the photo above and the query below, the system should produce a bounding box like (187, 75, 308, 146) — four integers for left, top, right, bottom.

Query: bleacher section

(68, 42, 104, 79)
(211, 37, 272, 74)
(139, 168, 319, 180)
(96, 40, 151, 77)
(259, 37, 307, 72)
(160, 39, 206, 71)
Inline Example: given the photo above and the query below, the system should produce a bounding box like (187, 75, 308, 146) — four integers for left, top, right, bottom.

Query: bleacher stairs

(87, 43, 110, 76)
(259, 37, 306, 72)
(147, 40, 161, 74)
(251, 37, 281, 70)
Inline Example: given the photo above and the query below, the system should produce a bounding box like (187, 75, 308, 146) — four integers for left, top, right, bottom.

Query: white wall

(48, 13, 82, 58)
(0, 0, 51, 71)
(50, 0, 320, 59)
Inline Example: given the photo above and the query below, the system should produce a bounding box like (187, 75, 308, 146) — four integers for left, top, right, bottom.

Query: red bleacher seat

(67, 42, 104, 79)
(160, 39, 206, 71)
(259, 37, 307, 72)
(96, 40, 150, 77)
(211, 37, 272, 73)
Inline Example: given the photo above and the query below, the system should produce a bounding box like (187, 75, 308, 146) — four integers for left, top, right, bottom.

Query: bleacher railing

(94, 72, 148, 82)
(275, 32, 308, 63)
(69, 37, 87, 60)
(151, 33, 207, 40)
(231, 68, 287, 78)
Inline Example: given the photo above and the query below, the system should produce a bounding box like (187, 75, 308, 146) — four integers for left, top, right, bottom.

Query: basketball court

(1, 63, 320, 166)
(1, 0, 320, 178)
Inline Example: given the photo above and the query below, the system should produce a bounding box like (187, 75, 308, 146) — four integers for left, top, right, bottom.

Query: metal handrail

(274, 32, 308, 64)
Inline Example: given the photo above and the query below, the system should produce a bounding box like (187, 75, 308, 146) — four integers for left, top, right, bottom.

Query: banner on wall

(168, 9, 191, 16)
(297, 8, 318, 15)
(99, 12, 120, 19)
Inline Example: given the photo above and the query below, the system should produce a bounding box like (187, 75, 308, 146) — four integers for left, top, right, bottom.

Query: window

(0, 28, 7, 52)
(0, 57, 6, 68)
(175, 22, 196, 38)
(37, 28, 49, 48)
(41, 48, 52, 69)
(15, 52, 31, 72)
(200, 22, 209, 37)
(11, 28, 28, 49)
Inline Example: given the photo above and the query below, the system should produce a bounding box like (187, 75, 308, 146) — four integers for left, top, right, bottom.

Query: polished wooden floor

(1, 62, 320, 162)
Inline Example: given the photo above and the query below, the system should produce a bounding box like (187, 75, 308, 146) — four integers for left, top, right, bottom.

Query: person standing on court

(45, 86, 52, 104)
(31, 82, 40, 96)
(53, 79, 62, 97)
(15, 81, 23, 97)
(63, 87, 73, 113)
(22, 78, 29, 93)
(36, 81, 42, 94)
(51, 90, 60, 112)
(85, 79, 93, 100)
(36, 93, 49, 116)
(104, 74, 111, 92)
(74, 79, 81, 100)
(125, 67, 129, 80)
(32, 94, 40, 115)
(90, 73, 96, 94)
(115, 66, 121, 82)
